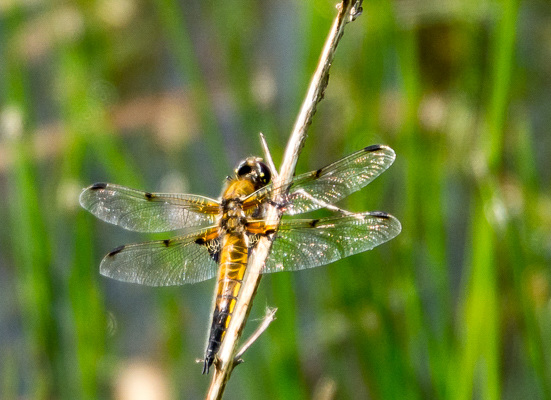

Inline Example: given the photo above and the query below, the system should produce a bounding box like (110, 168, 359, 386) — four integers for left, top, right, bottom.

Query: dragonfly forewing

(243, 145, 395, 216)
(79, 183, 220, 232)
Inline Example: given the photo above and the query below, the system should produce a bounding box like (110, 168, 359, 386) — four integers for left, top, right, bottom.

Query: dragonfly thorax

(220, 199, 248, 233)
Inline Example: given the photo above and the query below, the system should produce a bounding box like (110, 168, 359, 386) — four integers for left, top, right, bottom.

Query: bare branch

(259, 133, 278, 179)
(205, 2, 363, 398)
(234, 307, 278, 362)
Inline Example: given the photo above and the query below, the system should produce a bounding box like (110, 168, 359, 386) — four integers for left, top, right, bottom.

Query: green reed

(1, 0, 549, 399)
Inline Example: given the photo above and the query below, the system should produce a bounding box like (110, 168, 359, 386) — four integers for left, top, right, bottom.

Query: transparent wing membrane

(82, 145, 401, 286)
(244, 145, 395, 215)
(79, 183, 219, 232)
(100, 227, 221, 286)
(263, 212, 401, 273)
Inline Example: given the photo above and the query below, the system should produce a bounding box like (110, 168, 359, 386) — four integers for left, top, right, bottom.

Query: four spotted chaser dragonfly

(79, 144, 401, 374)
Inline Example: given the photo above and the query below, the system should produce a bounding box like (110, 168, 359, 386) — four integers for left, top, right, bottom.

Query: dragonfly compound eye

(257, 161, 271, 185)
(236, 163, 252, 177)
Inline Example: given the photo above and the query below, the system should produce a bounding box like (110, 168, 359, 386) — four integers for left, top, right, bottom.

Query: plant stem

(205, 2, 363, 398)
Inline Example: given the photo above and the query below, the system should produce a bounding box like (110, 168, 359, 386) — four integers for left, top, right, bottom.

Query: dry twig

(205, 2, 363, 398)
(234, 307, 278, 362)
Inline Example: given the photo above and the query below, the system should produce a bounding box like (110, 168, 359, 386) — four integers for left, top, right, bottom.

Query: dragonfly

(79, 144, 401, 374)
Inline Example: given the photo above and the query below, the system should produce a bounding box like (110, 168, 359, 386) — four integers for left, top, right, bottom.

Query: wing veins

(262, 212, 401, 273)
(100, 226, 221, 286)
(80, 183, 220, 232)
(243, 145, 395, 215)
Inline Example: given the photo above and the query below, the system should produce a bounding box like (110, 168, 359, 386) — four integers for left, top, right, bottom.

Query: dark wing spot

(364, 144, 383, 152)
(313, 168, 322, 178)
(145, 192, 154, 200)
(369, 211, 390, 219)
(309, 219, 320, 228)
(162, 239, 171, 247)
(108, 245, 125, 257)
(264, 229, 276, 235)
(195, 237, 206, 245)
(90, 182, 107, 190)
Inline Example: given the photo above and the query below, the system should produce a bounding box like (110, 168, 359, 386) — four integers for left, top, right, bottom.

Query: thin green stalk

(453, 0, 519, 399)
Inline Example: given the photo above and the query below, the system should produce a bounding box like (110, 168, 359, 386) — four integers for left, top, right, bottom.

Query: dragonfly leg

(265, 196, 288, 212)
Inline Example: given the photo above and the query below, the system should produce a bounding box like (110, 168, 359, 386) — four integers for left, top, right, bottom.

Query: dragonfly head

(235, 157, 272, 189)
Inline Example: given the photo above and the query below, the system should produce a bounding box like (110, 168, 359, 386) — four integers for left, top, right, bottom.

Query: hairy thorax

(219, 179, 257, 234)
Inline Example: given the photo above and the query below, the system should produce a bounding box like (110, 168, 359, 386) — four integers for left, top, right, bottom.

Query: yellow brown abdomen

(203, 233, 248, 373)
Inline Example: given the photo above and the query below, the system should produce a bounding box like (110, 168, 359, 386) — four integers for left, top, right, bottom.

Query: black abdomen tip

(203, 356, 214, 374)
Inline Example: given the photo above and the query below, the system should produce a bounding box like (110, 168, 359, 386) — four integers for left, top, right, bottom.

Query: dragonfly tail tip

(202, 356, 214, 374)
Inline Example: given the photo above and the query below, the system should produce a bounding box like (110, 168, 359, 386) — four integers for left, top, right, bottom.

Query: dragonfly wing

(80, 183, 220, 232)
(284, 145, 395, 215)
(100, 227, 221, 286)
(262, 212, 401, 273)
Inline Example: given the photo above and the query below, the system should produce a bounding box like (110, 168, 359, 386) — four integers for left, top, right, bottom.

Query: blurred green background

(1, 0, 550, 399)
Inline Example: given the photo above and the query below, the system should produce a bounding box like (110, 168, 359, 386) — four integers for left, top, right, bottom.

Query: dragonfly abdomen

(203, 234, 248, 374)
